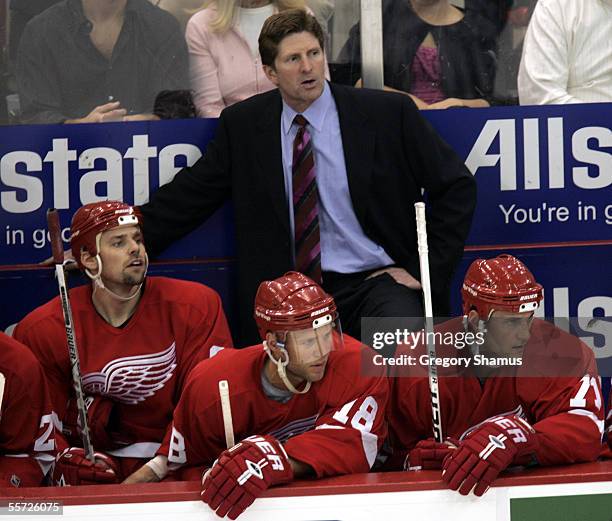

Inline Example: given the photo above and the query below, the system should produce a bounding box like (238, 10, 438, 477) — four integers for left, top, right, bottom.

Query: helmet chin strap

(263, 340, 311, 395)
(86, 252, 149, 303)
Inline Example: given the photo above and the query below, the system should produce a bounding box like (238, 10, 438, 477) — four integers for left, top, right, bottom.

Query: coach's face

(263, 31, 325, 113)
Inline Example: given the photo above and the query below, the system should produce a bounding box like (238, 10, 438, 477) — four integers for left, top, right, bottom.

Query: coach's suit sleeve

(138, 113, 233, 256)
(400, 97, 477, 307)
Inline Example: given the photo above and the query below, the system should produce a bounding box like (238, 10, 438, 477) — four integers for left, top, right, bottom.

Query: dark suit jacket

(140, 83, 476, 345)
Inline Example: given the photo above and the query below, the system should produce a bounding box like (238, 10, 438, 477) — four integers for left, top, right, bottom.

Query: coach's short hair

(259, 9, 325, 67)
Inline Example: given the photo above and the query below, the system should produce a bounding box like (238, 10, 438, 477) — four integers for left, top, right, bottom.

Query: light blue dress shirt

(280, 81, 394, 274)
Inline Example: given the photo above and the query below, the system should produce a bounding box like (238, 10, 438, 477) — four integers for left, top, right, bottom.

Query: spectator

(0, 332, 59, 487)
(488, 0, 537, 106)
(14, 201, 233, 485)
(168, 271, 388, 519)
(464, 0, 513, 36)
(186, 0, 316, 118)
(388, 255, 604, 493)
(152, 0, 203, 30)
(139, 9, 476, 346)
(326, 0, 358, 60)
(339, 0, 497, 109)
(16, 0, 189, 124)
(518, 0, 612, 105)
(7, 0, 62, 66)
(153, 0, 333, 33)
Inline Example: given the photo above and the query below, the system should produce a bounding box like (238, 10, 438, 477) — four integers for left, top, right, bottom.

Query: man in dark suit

(140, 9, 476, 347)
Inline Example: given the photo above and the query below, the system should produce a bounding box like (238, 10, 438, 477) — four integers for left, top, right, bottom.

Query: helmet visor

(284, 315, 344, 365)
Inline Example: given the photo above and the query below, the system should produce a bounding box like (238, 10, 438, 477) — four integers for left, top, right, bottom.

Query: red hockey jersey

(13, 277, 233, 461)
(388, 318, 604, 469)
(0, 332, 59, 487)
(168, 337, 388, 478)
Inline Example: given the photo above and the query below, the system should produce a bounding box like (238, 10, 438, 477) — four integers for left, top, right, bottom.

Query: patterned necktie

(292, 115, 321, 283)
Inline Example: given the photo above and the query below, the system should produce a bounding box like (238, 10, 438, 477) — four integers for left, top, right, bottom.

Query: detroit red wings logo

(82, 343, 177, 404)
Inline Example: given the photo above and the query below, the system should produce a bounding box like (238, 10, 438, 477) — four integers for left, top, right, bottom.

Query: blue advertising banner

(1, 103, 611, 266)
(0, 118, 233, 265)
(425, 103, 612, 247)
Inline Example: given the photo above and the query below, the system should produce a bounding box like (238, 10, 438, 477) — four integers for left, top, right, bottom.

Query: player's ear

(81, 249, 99, 274)
(266, 331, 279, 351)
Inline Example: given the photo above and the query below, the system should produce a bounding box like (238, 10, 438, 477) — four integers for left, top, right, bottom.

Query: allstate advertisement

(425, 103, 612, 247)
(0, 118, 233, 264)
(1, 104, 611, 266)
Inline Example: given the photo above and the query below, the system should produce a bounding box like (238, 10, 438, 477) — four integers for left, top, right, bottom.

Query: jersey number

(570, 375, 602, 410)
(332, 396, 378, 433)
(168, 426, 187, 465)
(34, 413, 61, 452)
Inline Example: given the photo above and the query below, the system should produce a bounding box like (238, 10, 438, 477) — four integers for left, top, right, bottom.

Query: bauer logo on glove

(442, 414, 539, 496)
(201, 434, 293, 519)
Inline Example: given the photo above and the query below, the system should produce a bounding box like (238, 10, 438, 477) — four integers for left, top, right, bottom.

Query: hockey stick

(415, 202, 444, 443)
(218, 380, 235, 448)
(0, 372, 5, 422)
(47, 209, 95, 462)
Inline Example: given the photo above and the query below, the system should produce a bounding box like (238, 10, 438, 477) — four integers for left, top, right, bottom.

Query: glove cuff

(261, 435, 294, 484)
(510, 416, 540, 460)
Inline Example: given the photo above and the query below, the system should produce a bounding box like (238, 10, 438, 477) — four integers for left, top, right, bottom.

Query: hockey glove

(442, 414, 539, 496)
(53, 447, 120, 486)
(405, 437, 459, 470)
(201, 435, 293, 519)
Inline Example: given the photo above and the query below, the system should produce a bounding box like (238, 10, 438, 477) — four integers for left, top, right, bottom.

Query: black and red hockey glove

(405, 437, 459, 470)
(201, 435, 293, 519)
(442, 414, 539, 496)
(63, 396, 116, 450)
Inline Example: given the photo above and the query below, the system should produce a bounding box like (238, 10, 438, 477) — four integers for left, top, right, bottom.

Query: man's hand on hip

(367, 267, 422, 290)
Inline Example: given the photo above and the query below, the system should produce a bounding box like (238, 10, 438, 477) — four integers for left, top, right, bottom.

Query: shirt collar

(281, 81, 332, 135)
(67, 0, 137, 33)
(66, 0, 89, 32)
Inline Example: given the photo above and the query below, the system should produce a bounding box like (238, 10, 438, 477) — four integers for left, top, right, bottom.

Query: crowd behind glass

(0, 0, 579, 126)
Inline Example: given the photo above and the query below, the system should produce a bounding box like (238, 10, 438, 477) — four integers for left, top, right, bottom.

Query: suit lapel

(330, 84, 375, 226)
(255, 92, 290, 235)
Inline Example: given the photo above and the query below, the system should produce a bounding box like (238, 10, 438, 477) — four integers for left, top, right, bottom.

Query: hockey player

(13, 201, 233, 485)
(0, 332, 59, 487)
(389, 254, 604, 495)
(167, 271, 388, 520)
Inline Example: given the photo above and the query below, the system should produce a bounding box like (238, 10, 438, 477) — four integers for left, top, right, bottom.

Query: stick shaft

(415, 202, 444, 443)
(219, 380, 235, 448)
(46, 209, 95, 461)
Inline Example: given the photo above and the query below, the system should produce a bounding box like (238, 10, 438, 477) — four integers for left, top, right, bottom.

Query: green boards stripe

(510, 493, 612, 521)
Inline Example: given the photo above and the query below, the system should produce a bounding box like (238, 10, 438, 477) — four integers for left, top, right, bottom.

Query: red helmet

(70, 201, 141, 268)
(254, 271, 337, 339)
(462, 254, 543, 319)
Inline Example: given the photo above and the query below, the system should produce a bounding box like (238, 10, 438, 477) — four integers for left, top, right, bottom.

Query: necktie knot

(294, 114, 309, 128)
